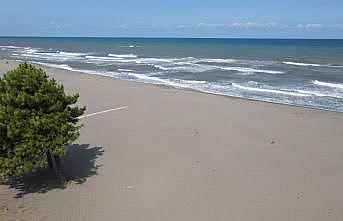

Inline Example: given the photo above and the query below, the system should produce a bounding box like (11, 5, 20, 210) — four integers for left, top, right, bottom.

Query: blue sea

(0, 37, 343, 112)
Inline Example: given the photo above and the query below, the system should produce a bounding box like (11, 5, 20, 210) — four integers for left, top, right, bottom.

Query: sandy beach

(1, 59, 343, 221)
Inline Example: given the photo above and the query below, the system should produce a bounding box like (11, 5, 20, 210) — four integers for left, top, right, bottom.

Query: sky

(0, 0, 343, 38)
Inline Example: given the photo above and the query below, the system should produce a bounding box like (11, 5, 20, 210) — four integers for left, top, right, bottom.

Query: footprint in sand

(192, 131, 200, 136)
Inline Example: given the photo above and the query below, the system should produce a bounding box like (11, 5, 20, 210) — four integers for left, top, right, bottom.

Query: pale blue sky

(1, 0, 343, 38)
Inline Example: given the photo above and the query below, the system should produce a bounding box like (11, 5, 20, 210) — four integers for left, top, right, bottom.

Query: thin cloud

(329, 24, 343, 29)
(295, 23, 343, 29)
(49, 21, 69, 29)
(197, 23, 225, 28)
(231, 22, 277, 29)
(177, 24, 190, 28)
(296, 23, 324, 29)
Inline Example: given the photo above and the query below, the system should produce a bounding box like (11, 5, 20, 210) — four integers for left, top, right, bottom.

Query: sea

(0, 37, 342, 112)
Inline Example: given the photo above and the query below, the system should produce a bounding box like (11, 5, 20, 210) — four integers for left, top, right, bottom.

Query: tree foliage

(0, 63, 85, 177)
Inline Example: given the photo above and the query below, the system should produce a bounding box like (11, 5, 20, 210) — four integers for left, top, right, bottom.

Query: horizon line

(0, 35, 342, 40)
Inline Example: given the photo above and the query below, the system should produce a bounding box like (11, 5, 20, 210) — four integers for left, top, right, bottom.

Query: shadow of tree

(2, 144, 104, 198)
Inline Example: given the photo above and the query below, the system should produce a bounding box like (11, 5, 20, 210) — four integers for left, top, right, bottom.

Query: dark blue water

(1, 37, 343, 112)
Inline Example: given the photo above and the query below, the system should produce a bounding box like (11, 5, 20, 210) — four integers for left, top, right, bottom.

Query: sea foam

(220, 67, 283, 74)
(232, 83, 311, 97)
(294, 89, 342, 99)
(108, 53, 138, 58)
(30, 61, 74, 71)
(312, 80, 343, 89)
(283, 61, 322, 67)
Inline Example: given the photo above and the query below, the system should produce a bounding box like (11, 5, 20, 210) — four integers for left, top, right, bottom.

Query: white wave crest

(85, 55, 124, 61)
(118, 68, 133, 72)
(177, 79, 207, 84)
(312, 80, 343, 89)
(294, 89, 342, 99)
(283, 61, 322, 67)
(127, 73, 182, 87)
(15, 49, 87, 62)
(119, 45, 137, 48)
(30, 61, 74, 71)
(127, 73, 207, 87)
(199, 58, 235, 64)
(0, 45, 24, 49)
(220, 67, 283, 74)
(232, 83, 311, 97)
(23, 48, 40, 54)
(58, 51, 87, 56)
(30, 61, 123, 78)
(153, 64, 215, 73)
(108, 53, 138, 58)
(135, 58, 176, 64)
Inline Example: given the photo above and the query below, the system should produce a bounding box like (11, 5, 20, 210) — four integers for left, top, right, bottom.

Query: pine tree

(0, 63, 85, 182)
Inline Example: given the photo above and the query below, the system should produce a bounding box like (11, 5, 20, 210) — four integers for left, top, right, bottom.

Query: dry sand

(1, 60, 343, 221)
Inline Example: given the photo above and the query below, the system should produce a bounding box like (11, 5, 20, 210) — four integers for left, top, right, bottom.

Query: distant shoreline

(1, 36, 343, 40)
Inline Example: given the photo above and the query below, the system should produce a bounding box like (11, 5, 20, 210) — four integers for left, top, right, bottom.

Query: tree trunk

(46, 150, 55, 172)
(54, 155, 67, 186)
(46, 150, 66, 186)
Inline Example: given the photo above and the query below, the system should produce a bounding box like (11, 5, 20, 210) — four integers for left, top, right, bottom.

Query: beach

(1, 59, 343, 220)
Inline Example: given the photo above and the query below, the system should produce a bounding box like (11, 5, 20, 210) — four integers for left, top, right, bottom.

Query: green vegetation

(0, 63, 85, 182)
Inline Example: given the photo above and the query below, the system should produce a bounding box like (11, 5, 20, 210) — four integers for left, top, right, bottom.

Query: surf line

(77, 106, 129, 119)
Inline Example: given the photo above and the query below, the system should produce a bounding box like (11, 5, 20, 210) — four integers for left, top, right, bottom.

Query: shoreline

(4, 59, 342, 115)
(1, 59, 343, 221)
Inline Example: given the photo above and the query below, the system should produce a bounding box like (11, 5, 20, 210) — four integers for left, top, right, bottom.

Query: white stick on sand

(77, 106, 129, 119)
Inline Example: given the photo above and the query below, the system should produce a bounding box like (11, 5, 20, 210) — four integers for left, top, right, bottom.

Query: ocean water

(0, 37, 343, 112)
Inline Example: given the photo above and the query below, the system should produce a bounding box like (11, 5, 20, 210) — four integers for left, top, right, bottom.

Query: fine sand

(1, 59, 343, 221)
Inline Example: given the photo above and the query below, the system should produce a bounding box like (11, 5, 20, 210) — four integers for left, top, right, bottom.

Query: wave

(329, 65, 343, 68)
(294, 89, 342, 99)
(108, 53, 138, 58)
(312, 80, 343, 89)
(119, 45, 137, 48)
(135, 58, 178, 64)
(18, 50, 283, 75)
(10, 47, 283, 75)
(37, 51, 86, 58)
(58, 51, 87, 56)
(178, 79, 207, 84)
(30, 61, 124, 78)
(30, 61, 74, 71)
(198, 58, 235, 64)
(220, 67, 283, 74)
(232, 83, 343, 98)
(118, 68, 133, 72)
(14, 49, 87, 62)
(153, 64, 215, 73)
(21, 60, 343, 112)
(85, 55, 122, 60)
(20, 53, 83, 61)
(232, 83, 311, 97)
(0, 45, 26, 49)
(27, 61, 342, 99)
(283, 61, 322, 67)
(23, 48, 40, 54)
(127, 73, 185, 88)
(85, 55, 126, 62)
(127, 73, 206, 88)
